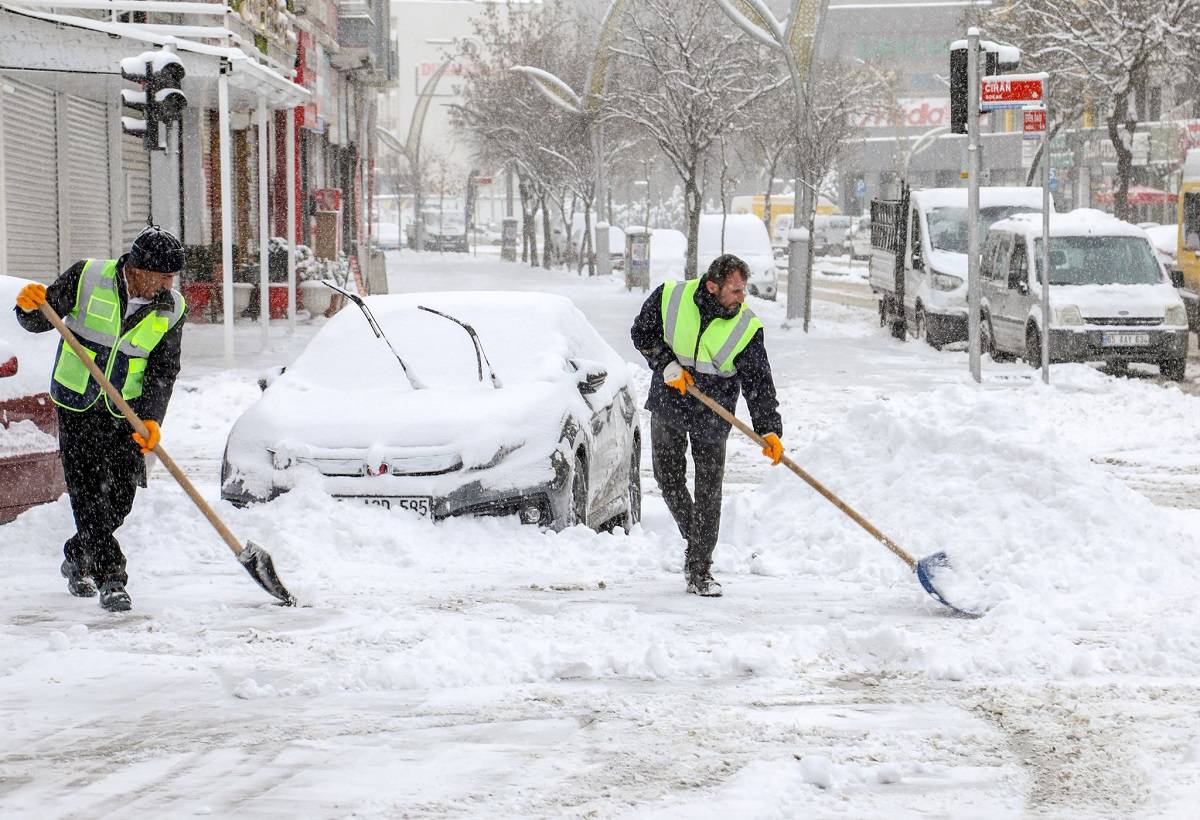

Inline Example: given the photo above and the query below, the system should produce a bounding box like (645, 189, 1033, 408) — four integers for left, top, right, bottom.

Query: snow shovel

(38, 303, 296, 606)
(685, 383, 981, 618)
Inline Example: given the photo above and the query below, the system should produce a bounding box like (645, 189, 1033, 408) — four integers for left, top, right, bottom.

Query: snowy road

(2, 252, 1199, 818)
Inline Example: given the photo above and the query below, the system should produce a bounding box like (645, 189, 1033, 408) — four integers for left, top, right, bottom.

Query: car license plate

(1101, 332, 1150, 347)
(349, 496, 432, 516)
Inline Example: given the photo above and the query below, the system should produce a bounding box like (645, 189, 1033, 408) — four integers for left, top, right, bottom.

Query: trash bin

(625, 226, 650, 292)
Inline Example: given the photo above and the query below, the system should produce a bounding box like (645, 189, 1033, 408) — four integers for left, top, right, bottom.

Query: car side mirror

(1170, 267, 1185, 289)
(257, 365, 286, 392)
(579, 370, 607, 394)
(569, 358, 608, 394)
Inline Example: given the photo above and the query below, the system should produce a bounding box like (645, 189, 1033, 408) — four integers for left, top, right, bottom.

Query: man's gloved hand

(132, 420, 160, 454)
(761, 432, 783, 466)
(15, 283, 47, 312)
(662, 361, 694, 396)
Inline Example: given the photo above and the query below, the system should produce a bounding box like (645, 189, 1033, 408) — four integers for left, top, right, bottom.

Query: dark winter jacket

(631, 282, 782, 442)
(13, 255, 187, 424)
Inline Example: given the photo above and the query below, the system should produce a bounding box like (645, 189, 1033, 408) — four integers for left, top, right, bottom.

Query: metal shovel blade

(915, 551, 984, 618)
(238, 541, 297, 606)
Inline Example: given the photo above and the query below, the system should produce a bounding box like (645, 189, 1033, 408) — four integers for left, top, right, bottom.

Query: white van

(979, 210, 1189, 379)
(698, 213, 778, 300)
(870, 186, 1050, 347)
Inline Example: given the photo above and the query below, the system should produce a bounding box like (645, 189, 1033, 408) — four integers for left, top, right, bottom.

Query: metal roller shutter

(121, 132, 151, 246)
(61, 94, 111, 263)
(2, 79, 59, 281)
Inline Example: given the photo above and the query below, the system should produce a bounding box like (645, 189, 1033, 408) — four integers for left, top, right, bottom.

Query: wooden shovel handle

(38, 302, 246, 558)
(685, 383, 917, 569)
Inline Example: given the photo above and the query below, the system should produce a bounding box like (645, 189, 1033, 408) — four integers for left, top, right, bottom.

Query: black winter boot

(686, 572, 723, 598)
(98, 581, 132, 612)
(61, 559, 96, 598)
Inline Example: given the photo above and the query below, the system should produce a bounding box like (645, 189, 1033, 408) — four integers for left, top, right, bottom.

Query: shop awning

(1094, 185, 1178, 206)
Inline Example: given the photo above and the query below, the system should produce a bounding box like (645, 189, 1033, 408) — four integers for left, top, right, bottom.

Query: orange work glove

(761, 432, 783, 466)
(662, 361, 694, 396)
(132, 420, 160, 454)
(15, 283, 47, 312)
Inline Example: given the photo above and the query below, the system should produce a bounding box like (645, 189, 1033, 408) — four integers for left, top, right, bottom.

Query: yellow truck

(1173, 149, 1200, 333)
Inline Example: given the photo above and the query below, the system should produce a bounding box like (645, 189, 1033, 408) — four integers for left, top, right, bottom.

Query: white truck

(869, 185, 1050, 347)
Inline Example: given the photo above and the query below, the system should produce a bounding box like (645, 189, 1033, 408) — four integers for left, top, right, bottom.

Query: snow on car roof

(286, 290, 625, 394)
(989, 209, 1152, 239)
(697, 213, 772, 257)
(913, 186, 1050, 211)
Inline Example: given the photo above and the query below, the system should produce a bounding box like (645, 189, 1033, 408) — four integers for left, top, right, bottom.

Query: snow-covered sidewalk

(1, 251, 1198, 818)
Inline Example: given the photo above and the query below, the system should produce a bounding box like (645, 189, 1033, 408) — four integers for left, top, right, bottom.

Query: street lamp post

(714, 0, 828, 331)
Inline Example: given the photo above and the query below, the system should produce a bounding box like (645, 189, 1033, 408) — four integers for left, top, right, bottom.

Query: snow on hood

(926, 248, 967, 278)
(1051, 282, 1181, 318)
(227, 291, 628, 468)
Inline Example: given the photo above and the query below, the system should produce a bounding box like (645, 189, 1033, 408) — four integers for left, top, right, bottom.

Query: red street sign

(1023, 108, 1046, 133)
(981, 74, 1045, 110)
(474, 176, 493, 185)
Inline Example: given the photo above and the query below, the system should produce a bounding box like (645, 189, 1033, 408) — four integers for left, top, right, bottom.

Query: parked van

(870, 186, 1049, 347)
(979, 210, 1189, 379)
(698, 214, 778, 300)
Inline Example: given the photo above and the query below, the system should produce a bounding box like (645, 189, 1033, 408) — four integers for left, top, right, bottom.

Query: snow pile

(741, 368, 1200, 679)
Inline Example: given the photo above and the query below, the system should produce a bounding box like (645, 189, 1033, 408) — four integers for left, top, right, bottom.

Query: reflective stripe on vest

(659, 279, 762, 378)
(51, 259, 186, 415)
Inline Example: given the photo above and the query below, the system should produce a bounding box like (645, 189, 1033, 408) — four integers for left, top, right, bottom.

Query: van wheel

(913, 305, 941, 349)
(1160, 356, 1186, 382)
(1025, 325, 1042, 368)
(981, 314, 1012, 362)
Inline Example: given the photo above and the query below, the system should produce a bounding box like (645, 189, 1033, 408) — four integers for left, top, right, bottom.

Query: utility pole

(967, 27, 982, 383)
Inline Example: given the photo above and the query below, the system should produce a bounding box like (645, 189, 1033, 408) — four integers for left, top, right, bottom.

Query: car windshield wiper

(322, 282, 425, 390)
(417, 305, 503, 388)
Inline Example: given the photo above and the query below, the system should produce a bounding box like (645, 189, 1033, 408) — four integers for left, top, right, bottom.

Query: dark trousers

(57, 404, 144, 585)
(650, 414, 727, 577)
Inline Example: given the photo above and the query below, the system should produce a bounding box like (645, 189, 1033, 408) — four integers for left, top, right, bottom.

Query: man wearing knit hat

(13, 226, 188, 612)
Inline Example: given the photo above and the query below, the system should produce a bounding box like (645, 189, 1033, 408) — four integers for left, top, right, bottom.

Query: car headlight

(1165, 304, 1187, 327)
(1054, 305, 1083, 326)
(930, 272, 963, 292)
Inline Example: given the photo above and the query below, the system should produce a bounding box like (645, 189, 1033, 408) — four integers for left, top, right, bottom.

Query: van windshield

(928, 205, 1041, 253)
(1034, 236, 1163, 285)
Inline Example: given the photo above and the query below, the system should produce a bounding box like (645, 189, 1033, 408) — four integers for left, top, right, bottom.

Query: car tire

(624, 447, 642, 532)
(913, 305, 941, 350)
(1160, 356, 1187, 382)
(567, 453, 588, 528)
(981, 314, 1012, 362)
(1025, 325, 1042, 369)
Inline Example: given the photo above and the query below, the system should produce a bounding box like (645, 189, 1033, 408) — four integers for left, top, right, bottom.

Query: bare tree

(609, 0, 782, 277)
(450, 2, 588, 268)
(979, 0, 1200, 219)
(787, 62, 891, 298)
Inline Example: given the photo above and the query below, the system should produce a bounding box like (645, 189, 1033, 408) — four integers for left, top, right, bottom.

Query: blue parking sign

(1048, 167, 1058, 192)
(855, 178, 867, 197)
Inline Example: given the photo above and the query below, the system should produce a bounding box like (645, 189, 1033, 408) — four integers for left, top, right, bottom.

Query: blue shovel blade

(915, 551, 984, 618)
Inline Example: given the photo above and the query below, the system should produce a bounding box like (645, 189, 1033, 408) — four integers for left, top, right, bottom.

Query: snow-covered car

(980, 210, 1189, 379)
(0, 275, 66, 524)
(648, 228, 687, 283)
(407, 211, 468, 252)
(698, 214, 778, 300)
(221, 291, 642, 531)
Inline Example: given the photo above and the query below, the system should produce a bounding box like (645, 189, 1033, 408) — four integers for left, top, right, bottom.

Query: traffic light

(120, 50, 187, 151)
(950, 39, 1020, 135)
(950, 46, 968, 135)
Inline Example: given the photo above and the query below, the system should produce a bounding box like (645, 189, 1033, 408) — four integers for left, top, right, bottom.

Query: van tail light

(0, 356, 17, 378)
